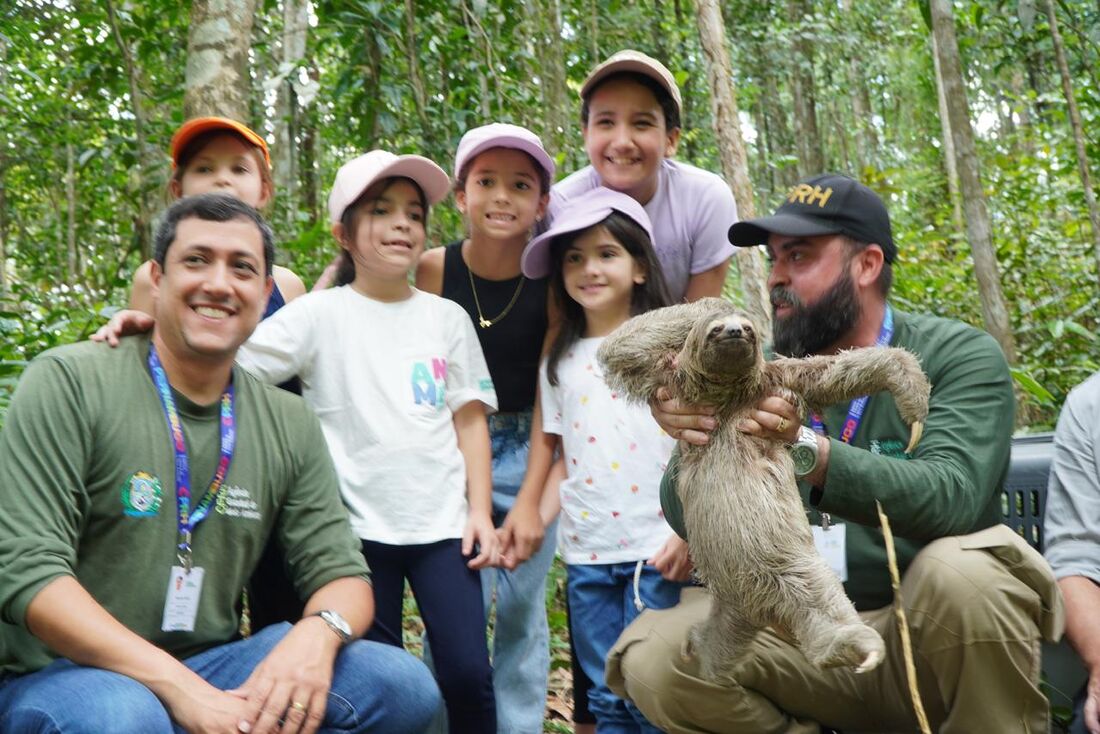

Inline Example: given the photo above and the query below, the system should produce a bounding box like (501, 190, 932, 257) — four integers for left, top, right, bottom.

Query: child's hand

(462, 512, 499, 570)
(90, 309, 155, 347)
(649, 534, 693, 582)
(497, 502, 545, 569)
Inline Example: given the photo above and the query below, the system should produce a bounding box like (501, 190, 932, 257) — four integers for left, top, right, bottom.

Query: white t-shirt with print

(551, 158, 738, 301)
(540, 337, 676, 564)
(237, 286, 497, 545)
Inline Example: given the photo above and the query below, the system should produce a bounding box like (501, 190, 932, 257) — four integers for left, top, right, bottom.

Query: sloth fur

(597, 298, 931, 680)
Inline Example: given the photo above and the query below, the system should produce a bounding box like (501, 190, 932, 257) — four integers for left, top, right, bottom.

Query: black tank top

(441, 241, 548, 413)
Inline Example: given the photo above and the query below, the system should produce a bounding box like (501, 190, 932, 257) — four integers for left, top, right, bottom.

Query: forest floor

(401, 555, 577, 732)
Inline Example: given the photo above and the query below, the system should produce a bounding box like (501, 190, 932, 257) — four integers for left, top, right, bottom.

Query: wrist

(302, 610, 352, 647)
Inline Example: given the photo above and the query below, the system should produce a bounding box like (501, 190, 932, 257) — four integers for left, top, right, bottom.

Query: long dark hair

(334, 176, 429, 286)
(545, 211, 672, 385)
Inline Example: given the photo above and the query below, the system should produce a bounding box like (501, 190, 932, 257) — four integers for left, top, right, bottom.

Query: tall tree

(274, 0, 311, 233)
(788, 0, 824, 177)
(695, 0, 771, 337)
(184, 0, 258, 120)
(1045, 0, 1100, 290)
(928, 0, 1018, 364)
(930, 32, 965, 236)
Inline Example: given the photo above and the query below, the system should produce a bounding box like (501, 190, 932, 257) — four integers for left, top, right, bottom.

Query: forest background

(2, 0, 1099, 727)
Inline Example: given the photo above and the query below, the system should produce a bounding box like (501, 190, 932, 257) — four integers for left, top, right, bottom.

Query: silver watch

(312, 609, 352, 644)
(787, 426, 820, 479)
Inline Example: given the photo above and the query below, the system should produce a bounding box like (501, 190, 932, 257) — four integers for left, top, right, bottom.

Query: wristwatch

(787, 426, 820, 479)
(311, 609, 352, 644)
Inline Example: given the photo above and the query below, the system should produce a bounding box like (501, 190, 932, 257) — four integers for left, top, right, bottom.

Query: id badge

(812, 523, 847, 582)
(162, 566, 205, 632)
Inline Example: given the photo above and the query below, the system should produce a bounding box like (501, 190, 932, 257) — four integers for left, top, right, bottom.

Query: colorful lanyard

(148, 345, 236, 572)
(809, 305, 894, 444)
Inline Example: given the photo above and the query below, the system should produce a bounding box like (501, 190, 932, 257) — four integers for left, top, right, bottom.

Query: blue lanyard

(148, 345, 237, 571)
(810, 305, 894, 444)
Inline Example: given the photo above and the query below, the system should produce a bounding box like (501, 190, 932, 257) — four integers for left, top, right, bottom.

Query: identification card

(812, 523, 847, 582)
(162, 566, 205, 632)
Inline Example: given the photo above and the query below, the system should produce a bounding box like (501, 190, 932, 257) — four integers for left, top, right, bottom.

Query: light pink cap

(327, 150, 450, 224)
(453, 123, 555, 182)
(580, 49, 682, 119)
(521, 187, 654, 279)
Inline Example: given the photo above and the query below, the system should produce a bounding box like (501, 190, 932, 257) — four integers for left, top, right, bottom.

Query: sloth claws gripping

(906, 421, 924, 454)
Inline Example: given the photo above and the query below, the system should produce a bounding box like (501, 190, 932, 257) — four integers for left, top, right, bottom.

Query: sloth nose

(726, 324, 743, 338)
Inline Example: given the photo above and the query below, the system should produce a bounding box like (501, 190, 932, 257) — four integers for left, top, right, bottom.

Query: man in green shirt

(605, 175, 1063, 733)
(0, 194, 440, 734)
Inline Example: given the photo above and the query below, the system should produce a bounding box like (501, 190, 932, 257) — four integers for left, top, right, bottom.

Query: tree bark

(930, 32, 965, 238)
(929, 0, 1018, 364)
(275, 0, 309, 232)
(788, 0, 824, 177)
(184, 0, 258, 120)
(527, 0, 569, 160)
(403, 0, 432, 139)
(841, 0, 877, 175)
(1046, 0, 1100, 291)
(104, 0, 154, 262)
(695, 0, 772, 339)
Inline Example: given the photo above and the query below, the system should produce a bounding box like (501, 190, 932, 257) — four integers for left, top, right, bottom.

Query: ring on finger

(290, 701, 307, 713)
(776, 416, 789, 433)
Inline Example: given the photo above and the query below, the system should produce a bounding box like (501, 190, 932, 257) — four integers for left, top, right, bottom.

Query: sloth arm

(772, 327, 1014, 541)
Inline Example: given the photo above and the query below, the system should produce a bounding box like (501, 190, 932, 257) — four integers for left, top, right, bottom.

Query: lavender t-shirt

(550, 159, 737, 301)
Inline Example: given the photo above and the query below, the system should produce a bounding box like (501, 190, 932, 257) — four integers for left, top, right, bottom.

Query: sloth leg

(687, 596, 760, 682)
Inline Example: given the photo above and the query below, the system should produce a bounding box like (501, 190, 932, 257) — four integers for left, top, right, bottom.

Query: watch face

(790, 445, 816, 475)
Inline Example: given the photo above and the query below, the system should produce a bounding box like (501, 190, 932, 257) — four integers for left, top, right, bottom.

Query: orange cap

(169, 117, 270, 168)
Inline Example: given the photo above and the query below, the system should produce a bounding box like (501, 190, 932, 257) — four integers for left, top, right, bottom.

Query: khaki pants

(606, 525, 1064, 734)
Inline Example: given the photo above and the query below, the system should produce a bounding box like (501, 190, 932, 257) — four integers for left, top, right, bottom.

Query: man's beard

(771, 271, 861, 357)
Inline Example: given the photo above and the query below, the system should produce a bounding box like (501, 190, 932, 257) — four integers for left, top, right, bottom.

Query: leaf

(1010, 369, 1055, 405)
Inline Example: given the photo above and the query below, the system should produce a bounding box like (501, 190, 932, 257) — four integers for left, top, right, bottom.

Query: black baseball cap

(728, 174, 896, 263)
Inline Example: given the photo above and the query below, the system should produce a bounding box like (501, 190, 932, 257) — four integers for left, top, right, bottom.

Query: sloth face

(693, 313, 758, 373)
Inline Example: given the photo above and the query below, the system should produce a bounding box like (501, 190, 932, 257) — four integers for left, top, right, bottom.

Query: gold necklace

(468, 264, 525, 328)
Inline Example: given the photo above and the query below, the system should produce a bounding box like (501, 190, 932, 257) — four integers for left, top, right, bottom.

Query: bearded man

(604, 174, 1064, 733)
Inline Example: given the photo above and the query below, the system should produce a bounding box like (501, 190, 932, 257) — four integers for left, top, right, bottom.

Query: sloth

(596, 298, 930, 680)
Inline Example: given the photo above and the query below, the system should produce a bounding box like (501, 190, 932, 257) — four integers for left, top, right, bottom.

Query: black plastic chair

(1001, 432, 1054, 552)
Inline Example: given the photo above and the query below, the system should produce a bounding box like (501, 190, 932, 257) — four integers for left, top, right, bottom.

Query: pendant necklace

(468, 264, 525, 328)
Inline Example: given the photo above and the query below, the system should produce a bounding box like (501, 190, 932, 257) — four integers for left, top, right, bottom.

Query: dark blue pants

(361, 538, 496, 734)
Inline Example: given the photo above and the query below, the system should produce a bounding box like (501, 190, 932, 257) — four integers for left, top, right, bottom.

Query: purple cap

(453, 123, 556, 182)
(328, 150, 450, 225)
(521, 187, 653, 278)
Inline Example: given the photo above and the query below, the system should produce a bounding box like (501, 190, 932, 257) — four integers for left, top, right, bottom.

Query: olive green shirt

(661, 309, 1014, 609)
(0, 336, 369, 674)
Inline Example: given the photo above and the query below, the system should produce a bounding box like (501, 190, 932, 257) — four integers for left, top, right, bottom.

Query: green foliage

(2, 0, 1100, 431)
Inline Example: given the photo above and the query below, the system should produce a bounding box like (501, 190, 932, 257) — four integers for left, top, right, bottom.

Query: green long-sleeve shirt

(0, 336, 369, 674)
(661, 309, 1014, 609)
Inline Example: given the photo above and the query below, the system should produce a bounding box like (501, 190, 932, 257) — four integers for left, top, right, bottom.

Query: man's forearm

(301, 576, 374, 639)
(1059, 576, 1100, 674)
(25, 576, 212, 707)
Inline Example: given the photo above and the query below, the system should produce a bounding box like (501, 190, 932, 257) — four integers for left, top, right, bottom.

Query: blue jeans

(567, 562, 684, 734)
(0, 622, 441, 733)
(483, 410, 557, 734)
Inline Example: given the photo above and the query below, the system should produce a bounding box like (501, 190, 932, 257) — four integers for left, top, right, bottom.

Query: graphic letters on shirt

(411, 358, 447, 408)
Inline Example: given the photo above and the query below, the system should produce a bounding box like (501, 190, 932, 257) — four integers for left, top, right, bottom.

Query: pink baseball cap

(521, 187, 654, 279)
(327, 150, 450, 224)
(580, 49, 682, 119)
(453, 123, 555, 182)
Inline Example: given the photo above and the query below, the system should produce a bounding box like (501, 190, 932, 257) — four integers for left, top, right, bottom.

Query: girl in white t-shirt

(520, 186, 691, 733)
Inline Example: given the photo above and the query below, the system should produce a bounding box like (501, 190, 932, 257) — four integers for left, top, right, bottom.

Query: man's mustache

(770, 287, 802, 310)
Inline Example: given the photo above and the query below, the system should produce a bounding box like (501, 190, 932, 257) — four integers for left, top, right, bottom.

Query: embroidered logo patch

(121, 471, 163, 517)
(870, 438, 909, 459)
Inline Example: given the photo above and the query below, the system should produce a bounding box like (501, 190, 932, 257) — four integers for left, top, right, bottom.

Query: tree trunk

(1046, 0, 1100, 291)
(104, 0, 154, 262)
(184, 0, 258, 120)
(788, 0, 824, 177)
(695, 0, 772, 339)
(763, 71, 797, 187)
(528, 0, 569, 162)
(403, 0, 432, 139)
(66, 133, 78, 280)
(275, 0, 309, 232)
(929, 0, 1018, 365)
(841, 0, 877, 175)
(930, 32, 965, 238)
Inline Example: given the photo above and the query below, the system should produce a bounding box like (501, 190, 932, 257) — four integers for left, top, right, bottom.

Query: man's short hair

(154, 193, 275, 277)
(845, 236, 893, 296)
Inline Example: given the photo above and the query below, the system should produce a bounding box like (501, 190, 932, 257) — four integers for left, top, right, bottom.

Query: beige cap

(327, 150, 450, 225)
(580, 49, 682, 119)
